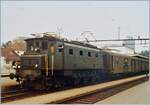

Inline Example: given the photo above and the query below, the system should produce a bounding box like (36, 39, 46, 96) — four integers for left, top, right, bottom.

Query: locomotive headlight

(12, 65, 16, 69)
(17, 65, 21, 69)
(35, 64, 38, 68)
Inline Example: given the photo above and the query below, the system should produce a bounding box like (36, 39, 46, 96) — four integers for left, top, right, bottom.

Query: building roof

(1, 48, 20, 61)
(102, 46, 134, 55)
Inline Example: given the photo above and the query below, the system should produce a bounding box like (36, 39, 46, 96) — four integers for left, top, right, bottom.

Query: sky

(1, 1, 149, 52)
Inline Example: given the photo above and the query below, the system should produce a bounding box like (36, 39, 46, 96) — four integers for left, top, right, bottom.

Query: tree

(1, 37, 26, 51)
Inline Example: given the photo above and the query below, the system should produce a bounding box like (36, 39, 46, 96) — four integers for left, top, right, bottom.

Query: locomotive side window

(58, 45, 64, 52)
(80, 50, 83, 56)
(42, 41, 48, 50)
(69, 49, 73, 55)
(58, 49, 62, 52)
(88, 52, 91, 57)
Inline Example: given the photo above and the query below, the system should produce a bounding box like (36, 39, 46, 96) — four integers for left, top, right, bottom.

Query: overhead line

(80, 38, 150, 42)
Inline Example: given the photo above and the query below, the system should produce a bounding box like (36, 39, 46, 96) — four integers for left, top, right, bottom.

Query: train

(9, 34, 149, 89)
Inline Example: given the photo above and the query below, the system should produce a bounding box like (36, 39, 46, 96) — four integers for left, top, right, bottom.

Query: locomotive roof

(131, 54, 149, 60)
(25, 36, 60, 41)
(25, 36, 100, 49)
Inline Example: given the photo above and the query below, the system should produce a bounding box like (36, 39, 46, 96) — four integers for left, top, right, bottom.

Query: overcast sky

(1, 1, 149, 52)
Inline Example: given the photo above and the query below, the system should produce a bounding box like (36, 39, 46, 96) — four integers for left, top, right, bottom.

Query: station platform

(5, 75, 147, 104)
(96, 81, 149, 104)
(1, 77, 18, 91)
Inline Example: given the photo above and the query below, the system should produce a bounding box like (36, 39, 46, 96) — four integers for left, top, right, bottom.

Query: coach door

(103, 54, 109, 71)
(131, 59, 135, 72)
(58, 44, 65, 70)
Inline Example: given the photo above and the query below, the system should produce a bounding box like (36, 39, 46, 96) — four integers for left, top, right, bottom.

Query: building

(1, 48, 21, 74)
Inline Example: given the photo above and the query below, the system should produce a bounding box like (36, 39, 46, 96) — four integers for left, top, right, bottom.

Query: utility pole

(118, 26, 120, 39)
(57, 27, 63, 39)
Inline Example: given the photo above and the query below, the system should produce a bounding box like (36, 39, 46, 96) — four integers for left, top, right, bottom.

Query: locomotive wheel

(91, 77, 97, 83)
(73, 78, 80, 86)
(22, 80, 31, 89)
(34, 83, 46, 90)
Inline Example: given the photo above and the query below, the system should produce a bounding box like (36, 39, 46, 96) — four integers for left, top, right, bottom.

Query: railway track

(2, 75, 148, 104)
(1, 89, 31, 103)
(1, 85, 73, 103)
(2, 89, 27, 95)
(60, 76, 148, 104)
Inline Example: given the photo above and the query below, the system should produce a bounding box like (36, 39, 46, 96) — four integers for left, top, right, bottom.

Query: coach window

(69, 49, 73, 55)
(88, 52, 91, 57)
(80, 50, 83, 56)
(95, 53, 98, 57)
(42, 41, 48, 50)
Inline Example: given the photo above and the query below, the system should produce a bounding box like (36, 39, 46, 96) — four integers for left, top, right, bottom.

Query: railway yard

(1, 75, 149, 104)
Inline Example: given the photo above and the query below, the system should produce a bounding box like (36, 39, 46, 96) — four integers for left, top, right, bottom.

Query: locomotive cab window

(42, 41, 48, 50)
(35, 41, 40, 47)
(27, 41, 33, 51)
